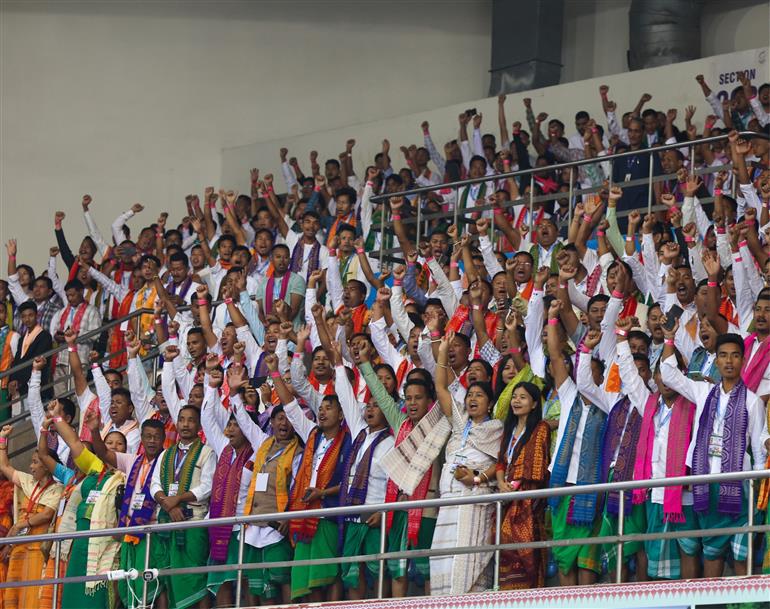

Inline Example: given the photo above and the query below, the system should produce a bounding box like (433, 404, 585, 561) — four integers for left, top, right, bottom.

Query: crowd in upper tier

(0, 72, 769, 609)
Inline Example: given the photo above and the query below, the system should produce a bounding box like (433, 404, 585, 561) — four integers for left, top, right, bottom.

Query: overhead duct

(488, 0, 564, 96)
(628, 0, 703, 71)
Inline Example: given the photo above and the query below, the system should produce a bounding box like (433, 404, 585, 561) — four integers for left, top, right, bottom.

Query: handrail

(0, 467, 765, 547)
(369, 130, 765, 204)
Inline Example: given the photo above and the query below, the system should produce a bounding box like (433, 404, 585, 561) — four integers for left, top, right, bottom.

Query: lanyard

(506, 430, 524, 463)
(175, 447, 191, 478)
(313, 436, 332, 470)
(461, 417, 488, 451)
(136, 458, 152, 490)
(655, 401, 673, 434)
(25, 478, 54, 515)
(261, 445, 287, 472)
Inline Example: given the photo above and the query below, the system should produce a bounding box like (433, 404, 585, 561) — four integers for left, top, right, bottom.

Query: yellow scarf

(133, 285, 158, 352)
(244, 436, 299, 518)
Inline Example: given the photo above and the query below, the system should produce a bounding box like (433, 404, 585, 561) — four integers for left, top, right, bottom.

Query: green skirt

(386, 510, 436, 581)
(550, 494, 601, 575)
(245, 538, 293, 599)
(207, 530, 244, 594)
(690, 482, 749, 562)
(644, 502, 697, 580)
(156, 526, 210, 609)
(599, 498, 646, 573)
(290, 518, 339, 599)
(119, 536, 168, 608)
(61, 536, 110, 609)
(341, 521, 382, 589)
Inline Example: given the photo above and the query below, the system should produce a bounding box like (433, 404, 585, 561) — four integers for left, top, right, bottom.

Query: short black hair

(112, 387, 133, 405)
(302, 210, 321, 222)
(64, 279, 84, 292)
(18, 301, 37, 315)
(34, 276, 53, 291)
(335, 186, 358, 204)
(141, 419, 166, 433)
(58, 397, 77, 421)
(272, 244, 290, 257)
(587, 294, 610, 308)
(140, 254, 161, 268)
(715, 333, 745, 355)
(169, 252, 189, 267)
(217, 234, 236, 248)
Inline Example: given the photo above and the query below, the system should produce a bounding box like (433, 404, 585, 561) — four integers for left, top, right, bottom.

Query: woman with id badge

(0, 424, 62, 609)
(430, 331, 503, 595)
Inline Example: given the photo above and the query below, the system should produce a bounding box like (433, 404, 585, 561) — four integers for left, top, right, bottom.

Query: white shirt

(660, 354, 769, 473)
(649, 396, 693, 505)
(550, 378, 596, 484)
(284, 231, 329, 279)
(149, 441, 216, 509)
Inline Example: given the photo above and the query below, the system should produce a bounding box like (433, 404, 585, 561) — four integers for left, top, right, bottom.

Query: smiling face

(220, 326, 236, 354)
(264, 322, 280, 353)
(510, 386, 536, 419)
(105, 431, 127, 453)
(30, 452, 48, 481)
(188, 384, 204, 408)
(501, 357, 517, 385)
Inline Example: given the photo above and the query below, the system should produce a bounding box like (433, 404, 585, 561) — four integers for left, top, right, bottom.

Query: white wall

(0, 0, 492, 272)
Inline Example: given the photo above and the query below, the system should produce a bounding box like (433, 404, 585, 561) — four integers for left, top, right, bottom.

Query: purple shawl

(290, 238, 320, 281)
(692, 381, 748, 515)
(209, 444, 254, 562)
(600, 396, 643, 515)
(119, 455, 159, 540)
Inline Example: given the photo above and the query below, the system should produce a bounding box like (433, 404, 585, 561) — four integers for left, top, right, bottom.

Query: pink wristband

(394, 279, 402, 286)
(293, 352, 303, 359)
(745, 219, 756, 227)
(269, 371, 281, 379)
(615, 329, 628, 337)
(430, 331, 441, 338)
(224, 297, 233, 305)
(509, 347, 521, 355)
(579, 344, 591, 354)
(739, 240, 748, 248)
(67, 346, 76, 353)
(716, 227, 726, 235)
(669, 205, 679, 214)
(356, 248, 364, 254)
(91, 362, 100, 369)
(597, 230, 606, 237)
(591, 127, 598, 133)
(685, 236, 695, 243)
(328, 249, 337, 257)
(0, 438, 7, 446)
(425, 256, 434, 264)
(471, 305, 481, 311)
(366, 181, 374, 188)
(547, 318, 559, 326)
(197, 299, 208, 306)
(707, 281, 718, 287)
(450, 261, 459, 268)
(582, 213, 591, 222)
(611, 290, 624, 299)
(735, 256, 743, 263)
(625, 236, 634, 242)
(392, 214, 401, 221)
(664, 338, 675, 346)
(559, 283, 567, 290)
(714, 188, 723, 196)
(314, 185, 322, 192)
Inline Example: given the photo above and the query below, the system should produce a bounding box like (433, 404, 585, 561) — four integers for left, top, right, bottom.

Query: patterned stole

(290, 238, 321, 280)
(0, 326, 13, 389)
(601, 396, 643, 515)
(264, 272, 291, 317)
(158, 439, 205, 545)
(118, 456, 158, 543)
(585, 264, 603, 297)
(691, 381, 748, 515)
(339, 428, 391, 511)
(208, 444, 254, 562)
(244, 436, 300, 517)
(548, 395, 607, 525)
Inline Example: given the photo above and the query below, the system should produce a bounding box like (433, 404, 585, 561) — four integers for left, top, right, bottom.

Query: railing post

(416, 196, 422, 251)
(616, 490, 624, 584)
(689, 145, 695, 177)
(647, 157, 654, 216)
(453, 187, 460, 233)
(52, 539, 61, 608)
(142, 531, 152, 608)
(567, 168, 574, 228)
(747, 481, 754, 576)
(235, 528, 245, 609)
(377, 510, 386, 599)
(493, 500, 502, 591)
(379, 200, 386, 268)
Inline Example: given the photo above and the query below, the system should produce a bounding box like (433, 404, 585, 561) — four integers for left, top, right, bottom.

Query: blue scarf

(687, 346, 721, 383)
(549, 394, 607, 525)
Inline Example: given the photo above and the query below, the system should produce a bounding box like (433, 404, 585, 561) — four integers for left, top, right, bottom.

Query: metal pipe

(416, 196, 422, 248)
(647, 158, 654, 215)
(493, 500, 502, 591)
(616, 490, 625, 583)
(529, 173, 534, 233)
(567, 167, 574, 227)
(142, 532, 152, 608)
(453, 187, 460, 233)
(747, 481, 754, 576)
(369, 131, 765, 203)
(235, 529, 245, 608)
(690, 145, 695, 177)
(377, 510, 386, 599)
(52, 540, 61, 608)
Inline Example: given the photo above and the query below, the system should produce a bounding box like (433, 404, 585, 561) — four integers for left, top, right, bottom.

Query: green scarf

(158, 438, 204, 542)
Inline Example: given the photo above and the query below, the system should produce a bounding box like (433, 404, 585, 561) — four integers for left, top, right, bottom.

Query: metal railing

(0, 467, 767, 608)
(368, 130, 769, 265)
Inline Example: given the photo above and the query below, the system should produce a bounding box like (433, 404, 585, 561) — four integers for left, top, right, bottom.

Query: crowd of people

(0, 71, 769, 609)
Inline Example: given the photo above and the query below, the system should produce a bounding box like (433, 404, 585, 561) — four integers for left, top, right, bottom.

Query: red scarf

(308, 373, 335, 395)
(109, 290, 135, 370)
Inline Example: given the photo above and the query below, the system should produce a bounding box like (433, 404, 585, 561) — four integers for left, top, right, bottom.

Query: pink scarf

(632, 393, 695, 523)
(264, 272, 291, 316)
(741, 333, 770, 393)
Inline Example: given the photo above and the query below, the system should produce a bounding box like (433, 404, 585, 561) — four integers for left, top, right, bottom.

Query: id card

(254, 473, 269, 493)
(450, 453, 468, 473)
(131, 492, 145, 510)
(57, 498, 66, 517)
(85, 490, 101, 505)
(168, 483, 179, 497)
(708, 432, 723, 458)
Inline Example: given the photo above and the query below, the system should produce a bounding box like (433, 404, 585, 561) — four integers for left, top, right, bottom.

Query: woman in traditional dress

(495, 382, 550, 589)
(431, 331, 503, 595)
(0, 424, 62, 609)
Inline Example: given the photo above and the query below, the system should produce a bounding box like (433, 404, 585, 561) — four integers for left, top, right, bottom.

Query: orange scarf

(21, 325, 42, 358)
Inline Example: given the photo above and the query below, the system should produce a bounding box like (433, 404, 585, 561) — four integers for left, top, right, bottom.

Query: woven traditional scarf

(85, 470, 125, 592)
(458, 182, 486, 213)
(687, 347, 721, 383)
(263, 272, 291, 317)
(244, 436, 299, 516)
(585, 264, 603, 298)
(742, 333, 770, 393)
(209, 444, 254, 562)
(158, 439, 205, 542)
(118, 455, 158, 543)
(290, 238, 320, 281)
(308, 373, 336, 395)
(492, 364, 539, 421)
(288, 426, 349, 544)
(78, 397, 102, 444)
(529, 242, 563, 274)
(150, 411, 178, 449)
(548, 395, 607, 525)
(339, 428, 391, 512)
(601, 397, 642, 516)
(134, 285, 159, 346)
(692, 381, 748, 515)
(326, 213, 357, 247)
(632, 393, 695, 522)
(108, 290, 134, 370)
(503, 420, 551, 484)
(51, 302, 89, 369)
(0, 326, 13, 389)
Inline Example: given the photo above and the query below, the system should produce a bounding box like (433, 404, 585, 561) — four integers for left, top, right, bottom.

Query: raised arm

(435, 331, 455, 419)
(545, 299, 569, 388)
(201, 372, 228, 457)
(84, 407, 118, 469)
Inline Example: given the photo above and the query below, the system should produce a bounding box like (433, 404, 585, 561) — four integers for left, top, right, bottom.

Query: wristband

(547, 318, 559, 326)
(559, 283, 567, 290)
(735, 256, 743, 263)
(582, 213, 592, 222)
(328, 249, 337, 257)
(685, 236, 695, 243)
(8, 255, 15, 260)
(625, 236, 634, 242)
(450, 261, 459, 268)
(597, 230, 606, 237)
(356, 248, 364, 254)
(314, 185, 322, 192)
(154, 319, 162, 325)
(707, 281, 718, 287)
(391, 214, 401, 221)
(745, 219, 756, 227)
(67, 346, 76, 353)
(53, 416, 63, 423)
(669, 205, 679, 214)
(293, 352, 303, 359)
(579, 343, 591, 354)
(611, 290, 624, 299)
(224, 297, 233, 305)
(739, 240, 748, 248)
(366, 181, 374, 188)
(591, 127, 598, 133)
(471, 305, 481, 311)
(430, 331, 441, 338)
(155, 232, 164, 238)
(393, 279, 402, 286)
(503, 159, 511, 166)
(714, 188, 723, 196)
(425, 256, 434, 264)
(168, 334, 178, 339)
(40, 427, 49, 435)
(0, 438, 6, 446)
(267, 186, 274, 193)
(664, 338, 675, 346)
(269, 371, 281, 379)
(91, 362, 100, 369)
(509, 347, 521, 354)
(716, 226, 726, 235)
(473, 476, 481, 486)
(615, 328, 628, 337)
(197, 299, 208, 306)
(208, 202, 217, 209)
